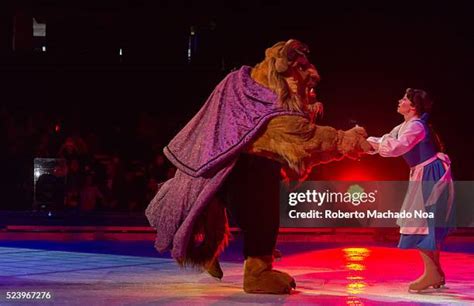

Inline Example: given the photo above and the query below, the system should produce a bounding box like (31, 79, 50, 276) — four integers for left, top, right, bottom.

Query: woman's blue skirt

(398, 159, 455, 250)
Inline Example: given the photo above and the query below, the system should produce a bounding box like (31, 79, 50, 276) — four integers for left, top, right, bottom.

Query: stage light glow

(346, 281, 367, 294)
(343, 247, 371, 261)
(344, 248, 369, 296)
(340, 168, 373, 181)
(346, 263, 365, 271)
(347, 276, 364, 280)
(346, 295, 364, 305)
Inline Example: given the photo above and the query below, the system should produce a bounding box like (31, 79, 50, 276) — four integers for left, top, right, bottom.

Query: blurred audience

(79, 174, 104, 212)
(1, 109, 175, 213)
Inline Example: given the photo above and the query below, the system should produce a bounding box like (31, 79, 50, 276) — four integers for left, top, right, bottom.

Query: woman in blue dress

(367, 88, 455, 292)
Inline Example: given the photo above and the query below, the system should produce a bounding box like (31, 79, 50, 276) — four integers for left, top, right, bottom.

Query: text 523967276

(5, 291, 52, 300)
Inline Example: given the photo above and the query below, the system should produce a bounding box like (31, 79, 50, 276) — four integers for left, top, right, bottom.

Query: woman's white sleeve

(367, 124, 402, 154)
(379, 121, 425, 157)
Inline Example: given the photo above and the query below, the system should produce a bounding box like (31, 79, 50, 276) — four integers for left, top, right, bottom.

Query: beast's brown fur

(251, 40, 320, 113)
(248, 116, 372, 176)
(181, 198, 230, 268)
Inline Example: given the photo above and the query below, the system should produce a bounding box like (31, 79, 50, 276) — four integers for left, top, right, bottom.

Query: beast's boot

(205, 258, 223, 280)
(243, 256, 296, 294)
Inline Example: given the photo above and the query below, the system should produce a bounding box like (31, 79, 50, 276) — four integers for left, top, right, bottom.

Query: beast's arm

(247, 115, 372, 175)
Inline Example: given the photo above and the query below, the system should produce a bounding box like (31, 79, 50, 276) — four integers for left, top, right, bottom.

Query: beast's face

(290, 63, 319, 91)
(277, 40, 320, 97)
(251, 39, 322, 112)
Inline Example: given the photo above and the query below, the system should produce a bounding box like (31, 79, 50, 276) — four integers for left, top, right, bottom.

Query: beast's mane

(251, 41, 304, 112)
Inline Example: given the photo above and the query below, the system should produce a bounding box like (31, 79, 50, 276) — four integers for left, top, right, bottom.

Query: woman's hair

(405, 88, 445, 152)
(405, 88, 433, 115)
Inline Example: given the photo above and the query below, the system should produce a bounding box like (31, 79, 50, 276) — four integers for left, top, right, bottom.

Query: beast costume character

(146, 39, 371, 294)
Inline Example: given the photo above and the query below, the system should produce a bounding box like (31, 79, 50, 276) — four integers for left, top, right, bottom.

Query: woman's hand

(366, 137, 380, 154)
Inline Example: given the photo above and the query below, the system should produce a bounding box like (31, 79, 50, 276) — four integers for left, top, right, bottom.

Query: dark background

(1, 0, 473, 213)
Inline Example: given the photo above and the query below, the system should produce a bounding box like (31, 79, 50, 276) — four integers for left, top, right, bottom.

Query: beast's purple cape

(145, 66, 302, 260)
